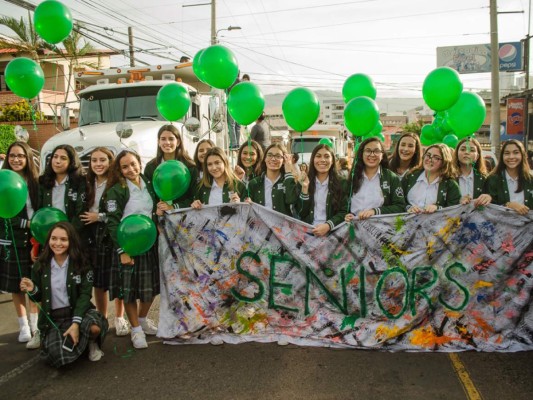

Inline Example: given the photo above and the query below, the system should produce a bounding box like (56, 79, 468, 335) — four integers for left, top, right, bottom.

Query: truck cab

(289, 124, 346, 166)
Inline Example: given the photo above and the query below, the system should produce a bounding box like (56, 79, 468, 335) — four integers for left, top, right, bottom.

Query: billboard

(436, 42, 523, 74)
(502, 97, 526, 141)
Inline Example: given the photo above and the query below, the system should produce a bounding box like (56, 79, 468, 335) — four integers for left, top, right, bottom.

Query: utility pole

(128, 27, 135, 67)
(490, 0, 500, 155)
(211, 0, 216, 45)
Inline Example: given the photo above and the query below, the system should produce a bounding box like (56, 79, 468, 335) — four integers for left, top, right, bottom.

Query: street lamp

(215, 26, 241, 43)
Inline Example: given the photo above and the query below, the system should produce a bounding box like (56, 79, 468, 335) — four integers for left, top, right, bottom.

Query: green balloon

(422, 67, 463, 111)
(420, 124, 436, 146)
(117, 214, 157, 257)
(156, 83, 191, 122)
(442, 134, 459, 149)
(34, 0, 73, 44)
(152, 160, 191, 201)
(282, 88, 320, 132)
(344, 96, 379, 137)
(318, 138, 334, 148)
(30, 207, 68, 244)
(192, 49, 206, 83)
(342, 73, 377, 102)
(197, 45, 239, 89)
(5, 58, 45, 99)
(227, 82, 265, 125)
(447, 92, 487, 138)
(0, 170, 28, 219)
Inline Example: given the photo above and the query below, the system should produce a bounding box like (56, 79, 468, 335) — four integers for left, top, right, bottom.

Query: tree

(0, 13, 51, 62)
(401, 120, 424, 135)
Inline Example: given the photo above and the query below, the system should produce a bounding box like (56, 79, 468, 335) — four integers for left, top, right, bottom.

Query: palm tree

(0, 13, 51, 62)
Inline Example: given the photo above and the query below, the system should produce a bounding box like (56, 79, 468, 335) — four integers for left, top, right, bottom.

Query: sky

(1, 0, 532, 98)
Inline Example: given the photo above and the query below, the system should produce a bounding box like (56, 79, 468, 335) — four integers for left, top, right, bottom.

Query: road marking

(0, 355, 40, 387)
(449, 353, 483, 400)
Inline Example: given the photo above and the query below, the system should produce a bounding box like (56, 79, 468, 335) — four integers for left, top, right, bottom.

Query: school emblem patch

(73, 275, 81, 284)
(396, 187, 404, 197)
(86, 270, 94, 283)
(107, 200, 117, 212)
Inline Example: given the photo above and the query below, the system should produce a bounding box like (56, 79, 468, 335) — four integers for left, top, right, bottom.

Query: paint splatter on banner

(158, 204, 533, 351)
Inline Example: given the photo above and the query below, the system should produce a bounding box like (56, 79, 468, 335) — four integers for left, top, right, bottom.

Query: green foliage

(0, 125, 17, 154)
(401, 120, 424, 135)
(0, 100, 45, 122)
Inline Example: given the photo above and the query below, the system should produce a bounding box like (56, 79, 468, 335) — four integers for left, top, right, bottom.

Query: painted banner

(158, 204, 533, 352)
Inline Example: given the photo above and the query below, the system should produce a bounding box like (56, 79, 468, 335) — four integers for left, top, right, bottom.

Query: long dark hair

(85, 147, 115, 210)
(106, 150, 142, 190)
(155, 125, 195, 168)
(36, 221, 88, 273)
(491, 139, 532, 192)
(350, 138, 389, 195)
(307, 144, 343, 215)
(237, 140, 264, 178)
(261, 143, 288, 175)
(39, 144, 84, 190)
(193, 139, 215, 170)
(454, 137, 488, 176)
(389, 132, 422, 173)
(2, 141, 39, 210)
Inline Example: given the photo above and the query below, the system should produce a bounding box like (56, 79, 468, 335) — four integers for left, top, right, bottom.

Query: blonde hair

(200, 147, 241, 192)
(423, 144, 457, 180)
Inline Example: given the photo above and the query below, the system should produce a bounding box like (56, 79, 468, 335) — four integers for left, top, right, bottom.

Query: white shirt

(506, 170, 525, 204)
(89, 179, 107, 213)
(26, 196, 34, 220)
(407, 172, 440, 207)
(313, 177, 329, 225)
(50, 256, 70, 310)
(123, 179, 153, 219)
(264, 175, 280, 210)
(52, 176, 68, 213)
(458, 169, 475, 199)
(350, 168, 384, 214)
(208, 180, 224, 206)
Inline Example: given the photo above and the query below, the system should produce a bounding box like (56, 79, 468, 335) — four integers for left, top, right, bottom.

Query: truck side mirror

(116, 122, 133, 140)
(60, 107, 70, 130)
(184, 117, 200, 137)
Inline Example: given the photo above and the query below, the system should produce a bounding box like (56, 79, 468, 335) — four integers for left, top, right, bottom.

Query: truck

(39, 63, 226, 171)
(289, 124, 347, 166)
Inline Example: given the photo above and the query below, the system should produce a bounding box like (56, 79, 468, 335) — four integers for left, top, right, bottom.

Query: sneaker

(26, 331, 41, 349)
(140, 319, 157, 336)
(88, 341, 104, 361)
(131, 331, 148, 349)
(210, 336, 224, 346)
(18, 325, 31, 343)
(115, 317, 130, 337)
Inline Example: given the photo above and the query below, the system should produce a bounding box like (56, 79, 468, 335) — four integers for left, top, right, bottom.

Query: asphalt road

(1, 292, 532, 400)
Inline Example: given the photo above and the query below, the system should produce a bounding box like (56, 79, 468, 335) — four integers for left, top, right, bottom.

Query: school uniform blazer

(402, 170, 461, 210)
(1, 191, 40, 248)
(455, 169, 487, 199)
(295, 179, 349, 230)
(104, 174, 158, 255)
(485, 171, 533, 207)
(27, 261, 93, 332)
(247, 172, 298, 216)
(40, 178, 85, 225)
(194, 179, 246, 205)
(144, 158, 199, 209)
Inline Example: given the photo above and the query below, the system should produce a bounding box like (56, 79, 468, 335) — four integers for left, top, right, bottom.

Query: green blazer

(402, 170, 461, 210)
(28, 260, 94, 333)
(247, 172, 298, 216)
(295, 178, 348, 230)
(455, 169, 487, 198)
(194, 179, 246, 205)
(485, 171, 533, 207)
(40, 178, 85, 225)
(104, 174, 157, 254)
(1, 192, 40, 248)
(349, 168, 406, 216)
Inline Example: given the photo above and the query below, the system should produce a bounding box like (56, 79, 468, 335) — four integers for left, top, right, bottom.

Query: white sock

(131, 325, 143, 334)
(29, 313, 38, 332)
(18, 316, 29, 329)
(138, 317, 146, 324)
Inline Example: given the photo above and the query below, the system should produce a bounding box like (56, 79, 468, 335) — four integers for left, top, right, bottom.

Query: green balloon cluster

(318, 138, 334, 148)
(156, 83, 191, 121)
(117, 214, 157, 257)
(344, 96, 379, 137)
(192, 49, 206, 83)
(152, 160, 191, 201)
(227, 82, 265, 126)
(5, 58, 45, 99)
(447, 92, 486, 137)
(282, 88, 320, 132)
(30, 207, 68, 244)
(342, 73, 377, 103)
(0, 170, 28, 219)
(34, 1, 73, 44)
(193, 45, 239, 89)
(422, 67, 463, 111)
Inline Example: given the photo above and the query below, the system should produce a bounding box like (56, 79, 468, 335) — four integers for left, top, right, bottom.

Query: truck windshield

(291, 139, 334, 154)
(79, 86, 166, 126)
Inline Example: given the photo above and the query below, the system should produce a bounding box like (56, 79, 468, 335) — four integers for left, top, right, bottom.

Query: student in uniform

(145, 125, 198, 209)
(20, 221, 108, 367)
(403, 143, 461, 214)
(453, 138, 491, 207)
(486, 139, 533, 215)
(0, 142, 40, 348)
(105, 150, 160, 349)
(193, 139, 215, 184)
(246, 143, 297, 216)
(345, 138, 405, 222)
(234, 140, 264, 185)
(388, 132, 422, 179)
(296, 144, 347, 236)
(192, 147, 245, 208)
(78, 147, 129, 337)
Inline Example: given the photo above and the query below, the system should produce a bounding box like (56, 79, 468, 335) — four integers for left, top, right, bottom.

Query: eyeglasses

(424, 153, 442, 162)
(8, 154, 27, 160)
(363, 149, 383, 156)
(266, 153, 284, 160)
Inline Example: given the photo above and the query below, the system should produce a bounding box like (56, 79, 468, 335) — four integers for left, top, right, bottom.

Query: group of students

(1, 125, 532, 367)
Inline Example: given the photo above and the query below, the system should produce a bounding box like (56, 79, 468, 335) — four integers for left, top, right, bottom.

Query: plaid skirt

(89, 239, 115, 290)
(108, 246, 160, 303)
(41, 307, 108, 368)
(0, 243, 32, 293)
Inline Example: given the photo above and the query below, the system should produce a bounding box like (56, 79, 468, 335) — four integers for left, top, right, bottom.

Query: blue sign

(499, 42, 523, 72)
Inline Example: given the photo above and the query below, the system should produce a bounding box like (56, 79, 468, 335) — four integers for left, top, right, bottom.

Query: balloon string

(28, 100, 38, 134)
(246, 132, 251, 199)
(346, 137, 360, 213)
